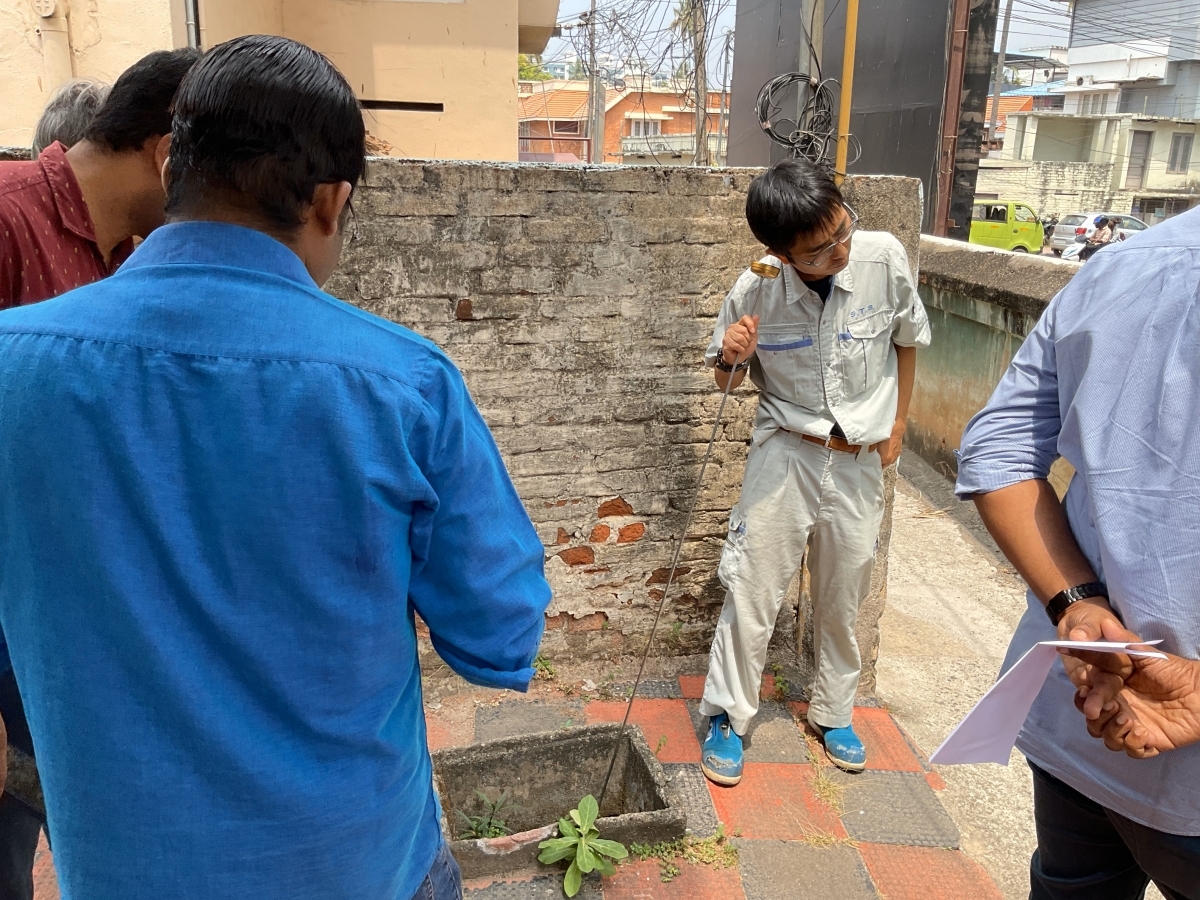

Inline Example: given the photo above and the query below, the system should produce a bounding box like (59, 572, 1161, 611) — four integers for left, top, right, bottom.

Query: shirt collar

(120, 221, 318, 289)
(38, 142, 97, 244)
(782, 259, 855, 303)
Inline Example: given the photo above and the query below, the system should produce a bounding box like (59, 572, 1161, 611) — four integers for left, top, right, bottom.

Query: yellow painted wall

(199, 0, 535, 161)
(0, 0, 176, 148)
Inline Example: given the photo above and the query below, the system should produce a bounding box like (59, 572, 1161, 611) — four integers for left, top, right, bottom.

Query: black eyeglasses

(793, 204, 859, 268)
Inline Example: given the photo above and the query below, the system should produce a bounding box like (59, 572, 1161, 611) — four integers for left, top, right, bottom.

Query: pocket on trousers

(717, 512, 748, 588)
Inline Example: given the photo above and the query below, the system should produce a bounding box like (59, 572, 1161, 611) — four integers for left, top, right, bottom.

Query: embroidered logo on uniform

(847, 305, 876, 319)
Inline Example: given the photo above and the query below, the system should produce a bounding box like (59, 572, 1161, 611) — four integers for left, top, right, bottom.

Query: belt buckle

(824, 433, 834, 450)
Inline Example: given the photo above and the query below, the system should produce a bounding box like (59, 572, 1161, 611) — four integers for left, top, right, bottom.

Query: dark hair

(166, 35, 366, 231)
(85, 49, 201, 152)
(33, 78, 111, 155)
(745, 159, 844, 255)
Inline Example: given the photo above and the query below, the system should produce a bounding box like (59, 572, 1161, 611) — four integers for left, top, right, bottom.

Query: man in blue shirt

(0, 35, 551, 900)
(957, 213, 1200, 898)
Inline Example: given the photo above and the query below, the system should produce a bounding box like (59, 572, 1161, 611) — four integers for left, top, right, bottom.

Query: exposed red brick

(544, 612, 568, 630)
(925, 771, 947, 791)
(555, 528, 571, 545)
(646, 566, 690, 585)
(582, 566, 611, 575)
(648, 589, 665, 601)
(598, 497, 634, 517)
(555, 499, 568, 507)
(414, 615, 431, 639)
(566, 611, 608, 632)
(617, 522, 646, 543)
(589, 524, 611, 543)
(454, 298, 474, 320)
(558, 546, 595, 566)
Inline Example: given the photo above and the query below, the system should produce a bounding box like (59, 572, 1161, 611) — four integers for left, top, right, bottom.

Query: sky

(540, 0, 1073, 70)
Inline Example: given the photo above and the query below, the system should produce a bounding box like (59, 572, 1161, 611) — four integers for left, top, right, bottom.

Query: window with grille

(629, 119, 661, 137)
(1168, 133, 1194, 174)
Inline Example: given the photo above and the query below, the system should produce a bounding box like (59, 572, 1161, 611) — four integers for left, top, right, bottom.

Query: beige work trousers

(699, 429, 886, 734)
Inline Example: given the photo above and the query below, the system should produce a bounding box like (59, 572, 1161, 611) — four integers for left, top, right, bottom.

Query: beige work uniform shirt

(705, 230, 931, 446)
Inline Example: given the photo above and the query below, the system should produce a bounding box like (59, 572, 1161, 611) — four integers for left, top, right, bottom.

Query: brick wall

(976, 160, 1116, 218)
(327, 161, 922, 691)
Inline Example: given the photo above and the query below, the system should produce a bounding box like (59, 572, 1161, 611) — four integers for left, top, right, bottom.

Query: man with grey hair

(31, 78, 110, 157)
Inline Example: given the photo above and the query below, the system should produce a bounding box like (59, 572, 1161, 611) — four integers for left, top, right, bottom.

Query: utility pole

(987, 0, 1015, 151)
(587, 0, 605, 163)
(716, 31, 733, 166)
(692, 0, 709, 166)
(799, 0, 824, 125)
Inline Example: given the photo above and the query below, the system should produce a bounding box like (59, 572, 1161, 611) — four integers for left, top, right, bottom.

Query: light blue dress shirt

(0, 222, 551, 898)
(957, 209, 1200, 836)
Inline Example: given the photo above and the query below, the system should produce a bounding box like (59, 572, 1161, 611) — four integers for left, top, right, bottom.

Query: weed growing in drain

(630, 825, 739, 883)
(655, 735, 668, 756)
(533, 654, 556, 681)
(455, 790, 514, 840)
(538, 795, 628, 897)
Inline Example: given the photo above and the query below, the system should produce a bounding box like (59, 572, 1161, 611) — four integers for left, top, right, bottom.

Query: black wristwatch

(715, 348, 751, 373)
(1045, 582, 1109, 626)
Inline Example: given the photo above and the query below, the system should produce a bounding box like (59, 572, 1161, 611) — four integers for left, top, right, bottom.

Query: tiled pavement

(27, 674, 1001, 900)
(453, 676, 1004, 900)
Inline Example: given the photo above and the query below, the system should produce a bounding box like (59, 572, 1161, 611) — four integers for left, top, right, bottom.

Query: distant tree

(519, 54, 552, 81)
(569, 58, 587, 80)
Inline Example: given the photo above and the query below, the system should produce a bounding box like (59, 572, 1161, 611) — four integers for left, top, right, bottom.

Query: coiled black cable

(755, 72, 861, 169)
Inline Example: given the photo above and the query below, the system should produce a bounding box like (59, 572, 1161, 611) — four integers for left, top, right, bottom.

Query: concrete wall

(328, 159, 922, 694)
(906, 237, 1076, 479)
(0, 0, 177, 148)
(976, 159, 1116, 217)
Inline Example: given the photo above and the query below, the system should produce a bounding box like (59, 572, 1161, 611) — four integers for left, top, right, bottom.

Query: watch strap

(1046, 581, 1109, 626)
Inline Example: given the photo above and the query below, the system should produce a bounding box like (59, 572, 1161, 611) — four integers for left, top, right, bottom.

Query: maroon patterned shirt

(0, 142, 133, 309)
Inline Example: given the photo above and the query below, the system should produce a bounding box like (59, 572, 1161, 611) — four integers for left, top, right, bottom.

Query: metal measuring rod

(596, 263, 774, 807)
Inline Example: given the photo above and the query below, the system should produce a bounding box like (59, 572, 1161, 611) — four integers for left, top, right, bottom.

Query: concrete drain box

(432, 722, 686, 879)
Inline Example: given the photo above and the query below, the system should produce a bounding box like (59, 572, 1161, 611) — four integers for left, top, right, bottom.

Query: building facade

(0, 0, 560, 161)
(977, 0, 1200, 221)
(518, 81, 731, 166)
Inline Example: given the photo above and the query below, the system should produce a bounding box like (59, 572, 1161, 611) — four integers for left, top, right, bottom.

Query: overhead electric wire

(756, 72, 858, 168)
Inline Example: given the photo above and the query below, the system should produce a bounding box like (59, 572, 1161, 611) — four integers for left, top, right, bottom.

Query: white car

(1048, 212, 1148, 256)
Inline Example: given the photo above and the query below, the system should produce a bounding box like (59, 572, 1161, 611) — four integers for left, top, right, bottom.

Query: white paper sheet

(928, 640, 1167, 766)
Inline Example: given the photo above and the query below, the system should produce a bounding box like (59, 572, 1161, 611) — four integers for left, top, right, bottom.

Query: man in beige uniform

(699, 159, 930, 783)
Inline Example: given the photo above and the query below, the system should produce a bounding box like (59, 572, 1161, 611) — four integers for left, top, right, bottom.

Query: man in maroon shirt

(0, 46, 198, 900)
(0, 48, 199, 309)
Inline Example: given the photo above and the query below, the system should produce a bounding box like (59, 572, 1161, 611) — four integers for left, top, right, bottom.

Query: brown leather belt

(800, 432, 878, 454)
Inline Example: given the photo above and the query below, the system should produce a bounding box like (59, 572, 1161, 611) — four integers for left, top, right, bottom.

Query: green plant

(538, 795, 628, 896)
(631, 825, 739, 882)
(455, 790, 513, 840)
(655, 735, 669, 756)
(770, 663, 791, 701)
(533, 654, 556, 681)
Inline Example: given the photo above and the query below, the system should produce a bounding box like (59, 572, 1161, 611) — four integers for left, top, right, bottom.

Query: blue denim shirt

(0, 222, 551, 898)
(957, 209, 1200, 836)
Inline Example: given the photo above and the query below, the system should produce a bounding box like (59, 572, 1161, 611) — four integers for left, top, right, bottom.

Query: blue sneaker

(813, 721, 866, 772)
(701, 713, 744, 786)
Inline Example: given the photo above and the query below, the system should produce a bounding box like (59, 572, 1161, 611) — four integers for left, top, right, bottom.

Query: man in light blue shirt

(957, 213, 1200, 898)
(0, 36, 550, 900)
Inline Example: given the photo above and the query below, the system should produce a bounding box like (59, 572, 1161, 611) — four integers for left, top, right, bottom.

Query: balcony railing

(620, 132, 728, 162)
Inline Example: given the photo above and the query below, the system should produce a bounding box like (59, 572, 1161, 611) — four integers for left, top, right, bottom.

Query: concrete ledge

(918, 235, 1076, 320)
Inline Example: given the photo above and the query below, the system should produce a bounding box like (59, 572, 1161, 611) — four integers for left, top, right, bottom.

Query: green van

(969, 200, 1044, 253)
